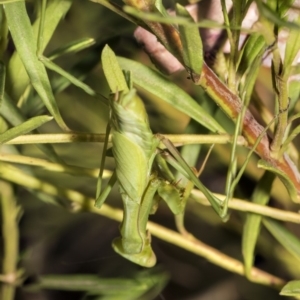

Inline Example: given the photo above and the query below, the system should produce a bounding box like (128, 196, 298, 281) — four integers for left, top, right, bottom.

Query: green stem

(191, 189, 300, 224)
(224, 98, 246, 216)
(0, 153, 112, 178)
(5, 133, 247, 146)
(0, 181, 20, 300)
(96, 122, 112, 199)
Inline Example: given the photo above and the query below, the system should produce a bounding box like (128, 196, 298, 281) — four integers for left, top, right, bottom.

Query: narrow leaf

(280, 280, 300, 296)
(40, 56, 96, 96)
(1, 93, 63, 163)
(176, 4, 203, 74)
(277, 0, 296, 17)
(102, 45, 128, 93)
(238, 33, 266, 77)
(117, 57, 225, 133)
(258, 158, 299, 203)
(0, 0, 24, 3)
(280, 122, 300, 155)
(283, 15, 300, 76)
(91, 0, 139, 25)
(123, 5, 226, 28)
(257, 1, 300, 29)
(48, 37, 96, 61)
(238, 34, 267, 105)
(30, 270, 168, 298)
(4, 2, 69, 131)
(154, 0, 169, 17)
(288, 79, 300, 110)
(1, 94, 25, 126)
(6, 0, 73, 101)
(0, 115, 53, 144)
(242, 172, 275, 277)
(263, 218, 300, 262)
(35, 274, 138, 292)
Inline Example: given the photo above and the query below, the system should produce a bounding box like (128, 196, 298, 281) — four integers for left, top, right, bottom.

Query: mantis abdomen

(110, 89, 159, 266)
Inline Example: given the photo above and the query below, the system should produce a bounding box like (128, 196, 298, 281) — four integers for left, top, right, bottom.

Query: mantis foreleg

(157, 134, 225, 218)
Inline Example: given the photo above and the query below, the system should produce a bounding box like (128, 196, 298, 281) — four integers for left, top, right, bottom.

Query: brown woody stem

(196, 63, 300, 196)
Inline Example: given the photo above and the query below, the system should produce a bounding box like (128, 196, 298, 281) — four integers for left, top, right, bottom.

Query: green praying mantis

(2, 1, 224, 268)
(95, 45, 224, 267)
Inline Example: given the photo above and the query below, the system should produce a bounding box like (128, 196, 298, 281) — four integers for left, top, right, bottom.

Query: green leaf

(231, 0, 247, 27)
(0, 115, 53, 144)
(280, 280, 300, 296)
(288, 79, 300, 110)
(242, 172, 275, 277)
(258, 158, 299, 203)
(6, 0, 73, 101)
(277, 0, 295, 17)
(238, 34, 267, 104)
(1, 93, 63, 163)
(4, 2, 69, 131)
(238, 33, 266, 77)
(176, 4, 203, 74)
(0, 0, 24, 3)
(40, 56, 96, 96)
(263, 218, 300, 262)
(91, 0, 139, 25)
(283, 15, 300, 77)
(123, 5, 226, 29)
(230, 0, 246, 54)
(30, 270, 168, 299)
(35, 274, 138, 292)
(280, 122, 300, 155)
(117, 57, 225, 133)
(48, 37, 96, 61)
(256, 1, 300, 29)
(101, 45, 129, 93)
(154, 0, 169, 17)
(1, 94, 26, 126)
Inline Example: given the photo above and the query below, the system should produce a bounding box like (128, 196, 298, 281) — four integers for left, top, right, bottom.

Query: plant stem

(0, 181, 20, 300)
(191, 189, 300, 224)
(5, 133, 247, 146)
(0, 153, 112, 178)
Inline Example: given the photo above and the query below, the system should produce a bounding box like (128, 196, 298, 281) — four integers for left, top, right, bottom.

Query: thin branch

(192, 190, 300, 224)
(0, 153, 112, 178)
(0, 181, 21, 300)
(5, 133, 247, 146)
